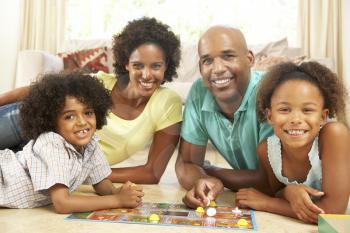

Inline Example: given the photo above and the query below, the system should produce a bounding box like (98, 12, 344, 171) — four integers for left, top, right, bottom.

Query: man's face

(198, 28, 254, 103)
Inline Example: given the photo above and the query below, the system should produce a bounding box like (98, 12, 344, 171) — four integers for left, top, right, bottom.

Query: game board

(66, 202, 257, 230)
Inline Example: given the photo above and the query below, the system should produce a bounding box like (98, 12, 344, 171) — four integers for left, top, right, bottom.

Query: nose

(77, 115, 87, 125)
(290, 111, 302, 124)
(142, 68, 151, 80)
(212, 58, 225, 75)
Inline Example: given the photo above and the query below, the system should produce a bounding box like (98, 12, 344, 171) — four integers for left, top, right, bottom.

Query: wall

(342, 0, 350, 121)
(0, 0, 20, 93)
(342, 0, 350, 88)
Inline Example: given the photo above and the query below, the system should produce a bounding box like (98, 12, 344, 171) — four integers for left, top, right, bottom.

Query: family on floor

(0, 17, 349, 224)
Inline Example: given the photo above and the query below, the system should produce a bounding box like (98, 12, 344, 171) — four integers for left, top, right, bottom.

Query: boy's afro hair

(20, 71, 112, 140)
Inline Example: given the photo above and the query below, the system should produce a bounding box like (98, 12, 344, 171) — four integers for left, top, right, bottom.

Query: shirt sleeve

(180, 80, 209, 146)
(154, 89, 183, 131)
(258, 121, 274, 143)
(83, 145, 111, 185)
(28, 133, 71, 191)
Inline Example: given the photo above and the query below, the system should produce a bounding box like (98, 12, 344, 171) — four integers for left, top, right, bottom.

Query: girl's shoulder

(257, 139, 268, 159)
(319, 122, 350, 158)
(319, 122, 350, 140)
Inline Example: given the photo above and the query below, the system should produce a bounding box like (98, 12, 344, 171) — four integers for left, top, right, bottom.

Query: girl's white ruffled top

(267, 134, 322, 191)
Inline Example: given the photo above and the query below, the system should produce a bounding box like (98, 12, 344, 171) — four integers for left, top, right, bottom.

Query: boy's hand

(283, 184, 324, 223)
(236, 188, 271, 211)
(115, 181, 144, 208)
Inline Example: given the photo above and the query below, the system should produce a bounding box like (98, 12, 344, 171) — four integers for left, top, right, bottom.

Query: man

(175, 26, 273, 208)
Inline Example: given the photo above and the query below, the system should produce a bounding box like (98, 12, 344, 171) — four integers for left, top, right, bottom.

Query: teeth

(212, 78, 230, 84)
(140, 81, 153, 88)
(76, 129, 88, 137)
(287, 130, 305, 135)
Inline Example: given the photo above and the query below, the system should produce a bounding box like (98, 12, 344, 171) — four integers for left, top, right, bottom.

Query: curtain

(298, 0, 342, 77)
(298, 0, 348, 123)
(20, 0, 66, 54)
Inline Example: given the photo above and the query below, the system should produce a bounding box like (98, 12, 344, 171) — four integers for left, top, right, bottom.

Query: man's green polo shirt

(181, 71, 273, 170)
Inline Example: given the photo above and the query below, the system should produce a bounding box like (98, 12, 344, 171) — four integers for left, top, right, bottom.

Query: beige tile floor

(0, 145, 317, 233)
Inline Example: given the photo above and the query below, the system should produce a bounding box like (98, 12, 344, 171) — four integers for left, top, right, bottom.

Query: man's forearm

(204, 166, 268, 192)
(176, 161, 211, 190)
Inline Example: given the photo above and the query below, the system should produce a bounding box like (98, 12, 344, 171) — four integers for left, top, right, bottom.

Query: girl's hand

(283, 184, 324, 223)
(236, 188, 272, 211)
(114, 181, 144, 208)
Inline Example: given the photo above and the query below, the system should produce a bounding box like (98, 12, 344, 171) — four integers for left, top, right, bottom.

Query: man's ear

(321, 108, 329, 126)
(266, 108, 273, 124)
(125, 64, 129, 71)
(247, 50, 255, 67)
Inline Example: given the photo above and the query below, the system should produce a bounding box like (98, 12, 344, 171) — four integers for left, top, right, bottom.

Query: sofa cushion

(58, 47, 109, 73)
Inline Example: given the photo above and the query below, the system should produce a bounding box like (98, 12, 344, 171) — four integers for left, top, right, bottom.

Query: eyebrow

(276, 101, 319, 106)
(200, 49, 237, 59)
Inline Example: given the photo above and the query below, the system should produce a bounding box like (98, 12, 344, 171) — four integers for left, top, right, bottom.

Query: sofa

(15, 38, 334, 103)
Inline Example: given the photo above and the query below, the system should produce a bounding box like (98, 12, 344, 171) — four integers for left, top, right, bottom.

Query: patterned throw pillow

(252, 55, 307, 71)
(58, 47, 109, 73)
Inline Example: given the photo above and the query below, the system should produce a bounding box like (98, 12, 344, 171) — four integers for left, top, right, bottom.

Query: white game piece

(206, 207, 216, 217)
(232, 207, 242, 216)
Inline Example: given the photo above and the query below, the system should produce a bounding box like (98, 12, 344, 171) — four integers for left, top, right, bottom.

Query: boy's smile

(56, 96, 97, 152)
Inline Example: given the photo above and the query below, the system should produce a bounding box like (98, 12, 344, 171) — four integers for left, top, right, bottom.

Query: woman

(0, 17, 182, 184)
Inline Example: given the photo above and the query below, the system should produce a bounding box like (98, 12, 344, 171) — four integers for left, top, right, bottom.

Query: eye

(85, 110, 95, 116)
(303, 108, 314, 113)
(132, 63, 143, 70)
(151, 63, 163, 70)
(201, 58, 213, 65)
(64, 114, 75, 120)
(278, 107, 289, 113)
(222, 54, 235, 60)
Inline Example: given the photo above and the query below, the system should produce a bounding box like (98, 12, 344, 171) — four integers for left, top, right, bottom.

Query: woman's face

(125, 43, 167, 97)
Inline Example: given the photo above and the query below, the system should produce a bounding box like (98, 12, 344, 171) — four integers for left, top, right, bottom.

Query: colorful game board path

(66, 202, 257, 231)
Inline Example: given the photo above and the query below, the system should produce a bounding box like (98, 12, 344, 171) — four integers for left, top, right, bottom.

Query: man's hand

(182, 177, 224, 208)
(283, 184, 324, 223)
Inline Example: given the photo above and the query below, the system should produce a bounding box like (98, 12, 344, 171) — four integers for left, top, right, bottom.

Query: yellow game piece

(209, 200, 217, 207)
(149, 214, 160, 222)
(196, 207, 205, 213)
(237, 219, 248, 226)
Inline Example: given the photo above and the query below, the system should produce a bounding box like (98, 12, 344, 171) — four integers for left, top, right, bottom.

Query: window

(66, 0, 298, 46)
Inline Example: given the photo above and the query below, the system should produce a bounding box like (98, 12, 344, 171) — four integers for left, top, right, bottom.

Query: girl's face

(125, 43, 167, 97)
(56, 96, 96, 152)
(266, 79, 328, 149)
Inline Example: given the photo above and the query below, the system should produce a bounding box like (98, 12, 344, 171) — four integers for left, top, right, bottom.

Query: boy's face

(266, 80, 328, 149)
(56, 96, 96, 152)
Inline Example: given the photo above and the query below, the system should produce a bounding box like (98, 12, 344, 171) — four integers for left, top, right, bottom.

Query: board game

(66, 202, 257, 230)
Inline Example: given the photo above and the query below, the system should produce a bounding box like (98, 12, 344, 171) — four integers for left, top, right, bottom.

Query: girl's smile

(267, 79, 328, 149)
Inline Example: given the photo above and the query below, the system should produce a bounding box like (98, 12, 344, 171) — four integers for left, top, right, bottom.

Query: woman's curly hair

(112, 17, 181, 83)
(256, 61, 347, 123)
(20, 71, 112, 140)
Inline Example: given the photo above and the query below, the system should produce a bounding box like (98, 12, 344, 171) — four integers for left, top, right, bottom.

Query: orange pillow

(58, 47, 109, 73)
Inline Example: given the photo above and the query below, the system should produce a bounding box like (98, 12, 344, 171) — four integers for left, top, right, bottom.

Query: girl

(0, 17, 182, 184)
(0, 72, 143, 213)
(236, 61, 350, 223)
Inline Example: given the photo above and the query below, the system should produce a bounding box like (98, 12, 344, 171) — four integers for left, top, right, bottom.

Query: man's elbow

(175, 157, 192, 190)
